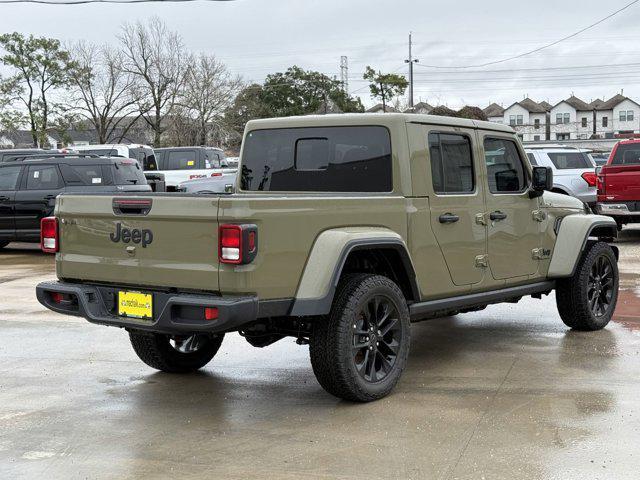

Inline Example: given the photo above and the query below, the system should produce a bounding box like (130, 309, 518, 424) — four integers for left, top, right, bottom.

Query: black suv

(0, 154, 150, 249)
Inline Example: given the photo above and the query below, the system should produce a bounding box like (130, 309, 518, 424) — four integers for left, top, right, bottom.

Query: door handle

(0, 195, 9, 202)
(439, 213, 460, 224)
(490, 211, 508, 221)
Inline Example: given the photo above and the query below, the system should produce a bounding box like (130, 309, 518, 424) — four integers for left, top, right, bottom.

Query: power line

(0, 0, 234, 3)
(417, 0, 640, 69)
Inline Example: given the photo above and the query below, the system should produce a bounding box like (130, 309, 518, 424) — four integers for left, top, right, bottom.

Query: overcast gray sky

(2, 0, 640, 109)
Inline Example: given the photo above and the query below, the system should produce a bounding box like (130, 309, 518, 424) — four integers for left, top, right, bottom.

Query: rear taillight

(582, 171, 597, 187)
(219, 224, 258, 264)
(41, 217, 58, 253)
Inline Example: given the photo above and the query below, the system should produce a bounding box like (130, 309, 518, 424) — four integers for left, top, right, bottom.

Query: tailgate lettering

(110, 223, 154, 248)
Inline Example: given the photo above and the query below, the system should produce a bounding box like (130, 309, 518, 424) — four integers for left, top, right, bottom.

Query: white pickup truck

(154, 147, 236, 190)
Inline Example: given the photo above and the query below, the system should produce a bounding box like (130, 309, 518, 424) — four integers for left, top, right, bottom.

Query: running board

(409, 281, 555, 321)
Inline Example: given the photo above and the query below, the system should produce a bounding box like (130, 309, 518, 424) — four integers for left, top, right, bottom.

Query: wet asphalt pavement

(1, 234, 640, 479)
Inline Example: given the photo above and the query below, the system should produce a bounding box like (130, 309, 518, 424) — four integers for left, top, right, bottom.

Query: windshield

(113, 160, 147, 185)
(546, 152, 592, 169)
(611, 144, 640, 165)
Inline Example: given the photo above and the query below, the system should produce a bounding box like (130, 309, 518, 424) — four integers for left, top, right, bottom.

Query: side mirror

(529, 166, 553, 198)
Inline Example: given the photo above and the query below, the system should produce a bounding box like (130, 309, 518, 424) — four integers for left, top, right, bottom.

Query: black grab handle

(439, 213, 460, 224)
(490, 211, 508, 221)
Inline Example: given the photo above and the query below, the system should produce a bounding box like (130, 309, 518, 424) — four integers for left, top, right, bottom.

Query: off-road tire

(556, 241, 618, 331)
(129, 332, 224, 373)
(309, 274, 411, 402)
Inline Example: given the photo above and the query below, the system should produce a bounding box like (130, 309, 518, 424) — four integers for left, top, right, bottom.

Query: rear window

(546, 152, 592, 169)
(112, 160, 147, 185)
(166, 150, 198, 170)
(60, 164, 106, 185)
(240, 126, 392, 192)
(611, 144, 640, 165)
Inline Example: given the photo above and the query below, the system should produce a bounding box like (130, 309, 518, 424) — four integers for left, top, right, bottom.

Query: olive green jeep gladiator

(37, 113, 619, 402)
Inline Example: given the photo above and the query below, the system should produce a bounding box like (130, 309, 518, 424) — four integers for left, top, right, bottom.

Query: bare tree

(68, 41, 142, 144)
(178, 53, 242, 146)
(118, 17, 187, 147)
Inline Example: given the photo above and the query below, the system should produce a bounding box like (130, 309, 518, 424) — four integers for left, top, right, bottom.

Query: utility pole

(340, 56, 349, 95)
(405, 32, 419, 109)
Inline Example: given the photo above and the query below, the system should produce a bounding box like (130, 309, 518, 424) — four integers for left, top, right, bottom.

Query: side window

(428, 132, 474, 194)
(155, 151, 165, 169)
(0, 166, 22, 190)
(166, 150, 197, 170)
(26, 165, 62, 190)
(484, 138, 527, 193)
(526, 153, 538, 166)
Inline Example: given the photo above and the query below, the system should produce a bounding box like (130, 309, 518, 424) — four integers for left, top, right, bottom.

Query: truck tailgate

(599, 164, 640, 202)
(55, 194, 220, 291)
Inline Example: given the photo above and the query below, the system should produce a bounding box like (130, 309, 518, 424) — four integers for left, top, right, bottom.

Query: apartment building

(485, 94, 640, 141)
(501, 98, 548, 142)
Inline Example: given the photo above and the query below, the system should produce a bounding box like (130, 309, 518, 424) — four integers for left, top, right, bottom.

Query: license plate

(118, 291, 153, 320)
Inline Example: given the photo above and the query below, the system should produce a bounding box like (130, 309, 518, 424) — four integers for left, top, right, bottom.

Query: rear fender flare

(289, 228, 418, 316)
(548, 214, 618, 278)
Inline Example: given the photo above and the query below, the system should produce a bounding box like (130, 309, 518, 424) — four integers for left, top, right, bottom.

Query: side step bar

(409, 281, 555, 321)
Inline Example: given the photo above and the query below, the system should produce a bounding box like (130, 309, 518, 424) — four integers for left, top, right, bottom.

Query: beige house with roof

(501, 98, 548, 142)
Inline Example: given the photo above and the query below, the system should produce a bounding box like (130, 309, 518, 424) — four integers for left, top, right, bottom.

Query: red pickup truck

(596, 139, 640, 228)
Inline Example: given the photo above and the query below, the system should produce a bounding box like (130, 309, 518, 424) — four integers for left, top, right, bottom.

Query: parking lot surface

(1, 234, 640, 480)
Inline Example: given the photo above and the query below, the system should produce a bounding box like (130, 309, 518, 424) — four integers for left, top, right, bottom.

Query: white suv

(525, 146, 597, 206)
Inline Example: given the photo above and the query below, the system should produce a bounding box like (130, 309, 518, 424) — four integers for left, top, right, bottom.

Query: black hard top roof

(154, 146, 223, 151)
(0, 154, 138, 165)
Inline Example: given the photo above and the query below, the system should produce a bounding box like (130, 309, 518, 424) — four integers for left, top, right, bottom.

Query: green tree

(363, 66, 408, 113)
(261, 66, 363, 117)
(456, 105, 487, 121)
(223, 84, 270, 147)
(429, 105, 458, 117)
(0, 32, 76, 147)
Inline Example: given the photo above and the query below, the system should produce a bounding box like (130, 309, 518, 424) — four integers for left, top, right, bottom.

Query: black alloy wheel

(352, 295, 403, 383)
(587, 254, 615, 318)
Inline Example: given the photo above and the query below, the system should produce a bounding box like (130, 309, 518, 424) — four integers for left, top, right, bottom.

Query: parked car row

(72, 144, 236, 191)
(0, 154, 150, 248)
(0, 144, 238, 248)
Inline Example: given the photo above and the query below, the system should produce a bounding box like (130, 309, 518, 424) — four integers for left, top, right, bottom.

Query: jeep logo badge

(110, 223, 153, 248)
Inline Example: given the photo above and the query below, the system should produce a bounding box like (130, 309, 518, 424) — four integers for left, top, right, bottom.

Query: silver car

(525, 147, 597, 205)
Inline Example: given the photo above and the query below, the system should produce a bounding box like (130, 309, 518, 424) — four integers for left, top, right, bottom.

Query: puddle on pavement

(613, 270, 640, 331)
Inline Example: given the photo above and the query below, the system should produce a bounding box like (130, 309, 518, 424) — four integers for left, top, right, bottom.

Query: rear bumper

(36, 280, 259, 335)
(596, 202, 639, 216)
